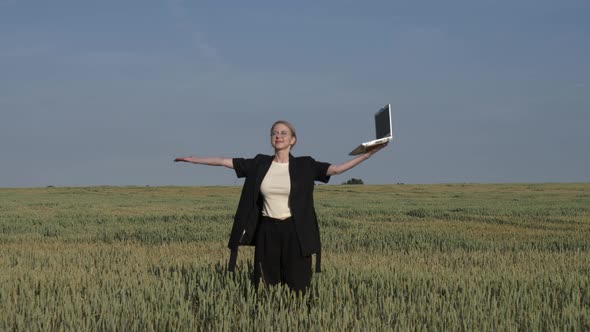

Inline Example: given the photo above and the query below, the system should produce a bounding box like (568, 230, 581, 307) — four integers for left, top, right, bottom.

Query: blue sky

(1, 0, 589, 187)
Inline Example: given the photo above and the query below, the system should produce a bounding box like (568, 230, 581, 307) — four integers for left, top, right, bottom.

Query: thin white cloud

(165, 0, 226, 67)
(64, 51, 168, 66)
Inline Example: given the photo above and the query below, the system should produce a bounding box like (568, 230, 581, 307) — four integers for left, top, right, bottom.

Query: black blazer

(227, 154, 331, 272)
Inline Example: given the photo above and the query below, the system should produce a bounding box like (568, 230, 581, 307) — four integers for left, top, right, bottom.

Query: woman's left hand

(365, 142, 388, 157)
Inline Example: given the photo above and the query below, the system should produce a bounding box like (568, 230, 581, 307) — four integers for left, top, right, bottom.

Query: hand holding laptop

(365, 142, 388, 154)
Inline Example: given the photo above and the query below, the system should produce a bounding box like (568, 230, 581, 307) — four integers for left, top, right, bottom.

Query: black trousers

(254, 216, 312, 293)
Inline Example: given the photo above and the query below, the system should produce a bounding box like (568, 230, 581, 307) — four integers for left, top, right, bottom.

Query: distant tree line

(342, 178, 364, 185)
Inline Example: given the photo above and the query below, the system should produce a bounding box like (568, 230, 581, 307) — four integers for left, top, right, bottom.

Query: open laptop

(349, 104, 393, 155)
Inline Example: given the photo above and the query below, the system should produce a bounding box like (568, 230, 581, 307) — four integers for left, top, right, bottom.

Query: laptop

(349, 104, 393, 155)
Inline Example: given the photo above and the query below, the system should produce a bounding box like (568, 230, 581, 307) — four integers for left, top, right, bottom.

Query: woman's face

(270, 123, 296, 151)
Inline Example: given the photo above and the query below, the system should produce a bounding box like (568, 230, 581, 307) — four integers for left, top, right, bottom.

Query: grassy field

(1, 183, 589, 330)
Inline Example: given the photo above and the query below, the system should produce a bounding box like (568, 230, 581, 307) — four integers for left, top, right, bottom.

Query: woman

(174, 120, 387, 292)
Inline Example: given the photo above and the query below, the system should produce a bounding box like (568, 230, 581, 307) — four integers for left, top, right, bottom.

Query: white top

(260, 161, 291, 219)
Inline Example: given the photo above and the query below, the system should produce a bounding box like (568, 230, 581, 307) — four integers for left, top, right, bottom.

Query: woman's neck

(274, 150, 290, 163)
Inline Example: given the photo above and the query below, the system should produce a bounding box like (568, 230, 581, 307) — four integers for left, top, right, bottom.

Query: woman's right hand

(173, 156, 233, 168)
(174, 156, 197, 163)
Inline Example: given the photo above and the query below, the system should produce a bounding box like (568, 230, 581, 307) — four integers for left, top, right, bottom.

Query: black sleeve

(311, 158, 331, 183)
(232, 157, 257, 179)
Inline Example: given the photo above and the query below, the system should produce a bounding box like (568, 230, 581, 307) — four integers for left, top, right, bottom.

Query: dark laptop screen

(374, 105, 391, 139)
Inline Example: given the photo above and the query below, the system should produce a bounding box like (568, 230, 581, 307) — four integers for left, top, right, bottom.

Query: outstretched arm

(326, 143, 388, 176)
(174, 156, 234, 169)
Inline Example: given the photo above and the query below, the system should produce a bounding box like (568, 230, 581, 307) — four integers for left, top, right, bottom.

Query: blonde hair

(271, 120, 297, 148)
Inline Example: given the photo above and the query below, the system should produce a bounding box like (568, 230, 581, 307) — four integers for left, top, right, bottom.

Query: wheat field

(1, 183, 589, 330)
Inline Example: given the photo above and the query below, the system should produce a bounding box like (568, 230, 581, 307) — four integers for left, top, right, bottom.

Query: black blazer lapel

(254, 155, 273, 198)
(288, 154, 302, 212)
